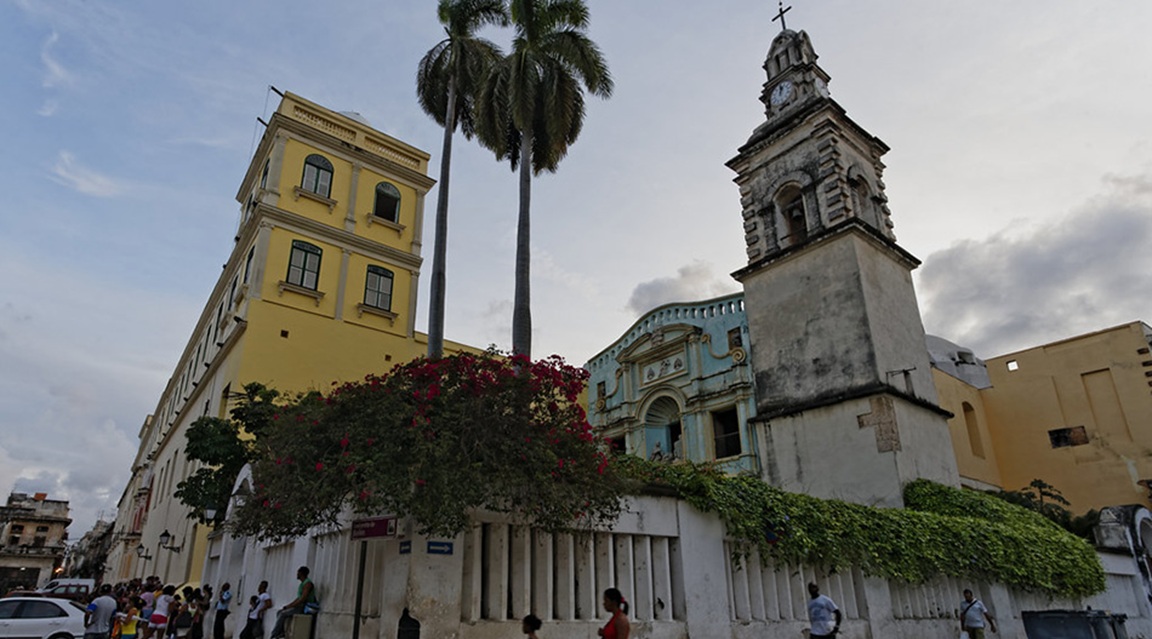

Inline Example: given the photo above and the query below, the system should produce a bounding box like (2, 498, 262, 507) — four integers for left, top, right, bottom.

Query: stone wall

(202, 496, 1152, 639)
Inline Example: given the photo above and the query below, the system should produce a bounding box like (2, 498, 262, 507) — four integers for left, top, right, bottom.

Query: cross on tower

(772, 1, 792, 32)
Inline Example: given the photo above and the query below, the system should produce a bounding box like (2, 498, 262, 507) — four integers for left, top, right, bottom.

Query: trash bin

(1022, 609, 1129, 639)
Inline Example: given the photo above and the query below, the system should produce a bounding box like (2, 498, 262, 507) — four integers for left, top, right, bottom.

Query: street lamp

(135, 544, 153, 561)
(158, 530, 182, 553)
(205, 507, 218, 522)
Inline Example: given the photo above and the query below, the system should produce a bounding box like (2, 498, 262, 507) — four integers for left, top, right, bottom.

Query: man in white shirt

(239, 581, 271, 639)
(807, 582, 841, 638)
(85, 584, 119, 639)
(961, 588, 997, 638)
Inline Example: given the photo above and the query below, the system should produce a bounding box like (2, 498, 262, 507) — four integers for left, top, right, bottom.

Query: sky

(2, 0, 1150, 538)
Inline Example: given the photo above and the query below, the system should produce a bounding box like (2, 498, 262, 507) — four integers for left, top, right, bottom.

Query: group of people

(804, 583, 997, 638)
(84, 574, 996, 638)
(81, 578, 220, 639)
(80, 566, 320, 639)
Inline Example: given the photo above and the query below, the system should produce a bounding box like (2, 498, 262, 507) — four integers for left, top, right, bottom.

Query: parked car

(0, 597, 86, 639)
(0, 591, 45, 599)
(34, 581, 93, 603)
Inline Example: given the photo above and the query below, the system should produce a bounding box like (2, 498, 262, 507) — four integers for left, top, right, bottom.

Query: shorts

(964, 627, 987, 639)
(149, 613, 168, 629)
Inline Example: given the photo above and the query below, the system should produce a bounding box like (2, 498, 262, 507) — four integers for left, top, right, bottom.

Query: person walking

(806, 583, 841, 638)
(268, 567, 317, 639)
(597, 588, 630, 639)
(961, 589, 997, 638)
(213, 583, 232, 639)
(85, 584, 119, 639)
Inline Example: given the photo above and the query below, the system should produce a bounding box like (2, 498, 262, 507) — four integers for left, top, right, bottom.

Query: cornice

(253, 204, 423, 271)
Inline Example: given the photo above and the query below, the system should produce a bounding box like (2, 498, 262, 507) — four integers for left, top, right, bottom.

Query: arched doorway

(645, 396, 682, 461)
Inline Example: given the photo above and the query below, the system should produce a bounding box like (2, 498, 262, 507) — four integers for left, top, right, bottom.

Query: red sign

(350, 516, 397, 540)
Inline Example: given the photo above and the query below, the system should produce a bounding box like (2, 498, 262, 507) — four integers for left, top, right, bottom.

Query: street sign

(399, 540, 412, 555)
(427, 541, 454, 555)
(350, 516, 397, 540)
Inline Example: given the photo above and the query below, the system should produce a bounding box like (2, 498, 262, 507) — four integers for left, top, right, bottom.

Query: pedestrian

(521, 614, 542, 639)
(238, 581, 271, 639)
(960, 588, 997, 638)
(119, 597, 145, 639)
(149, 586, 176, 639)
(85, 584, 119, 639)
(268, 567, 318, 639)
(213, 582, 232, 639)
(597, 588, 630, 639)
(806, 582, 841, 638)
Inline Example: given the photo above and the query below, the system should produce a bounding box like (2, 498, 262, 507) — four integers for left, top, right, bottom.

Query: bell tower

(728, 27, 959, 506)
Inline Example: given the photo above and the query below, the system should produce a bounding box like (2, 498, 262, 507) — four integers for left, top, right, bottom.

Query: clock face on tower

(770, 81, 794, 106)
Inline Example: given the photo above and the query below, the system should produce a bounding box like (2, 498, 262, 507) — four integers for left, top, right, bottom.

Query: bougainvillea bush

(229, 352, 625, 542)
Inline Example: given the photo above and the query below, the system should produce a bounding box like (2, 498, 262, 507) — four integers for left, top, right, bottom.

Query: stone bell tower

(728, 27, 959, 506)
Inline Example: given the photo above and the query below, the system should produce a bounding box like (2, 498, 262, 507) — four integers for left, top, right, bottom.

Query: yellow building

(105, 92, 479, 585)
(933, 322, 1152, 515)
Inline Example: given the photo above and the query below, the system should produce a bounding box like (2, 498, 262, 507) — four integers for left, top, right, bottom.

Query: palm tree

(476, 0, 612, 358)
(417, 0, 509, 359)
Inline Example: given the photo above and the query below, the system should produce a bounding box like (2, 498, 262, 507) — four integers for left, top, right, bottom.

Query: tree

(991, 479, 1101, 540)
(417, 0, 509, 359)
(476, 0, 612, 358)
(175, 383, 281, 523)
(229, 351, 624, 542)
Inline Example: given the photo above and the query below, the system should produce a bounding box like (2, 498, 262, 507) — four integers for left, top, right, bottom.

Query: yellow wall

(976, 323, 1152, 514)
(933, 369, 1003, 490)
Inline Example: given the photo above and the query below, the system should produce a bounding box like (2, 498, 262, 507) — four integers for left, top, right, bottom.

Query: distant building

(104, 91, 483, 586)
(0, 492, 71, 591)
(935, 321, 1152, 513)
(66, 520, 113, 580)
(586, 293, 758, 474)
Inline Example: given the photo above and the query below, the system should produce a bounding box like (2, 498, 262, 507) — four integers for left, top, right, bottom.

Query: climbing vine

(618, 459, 1104, 598)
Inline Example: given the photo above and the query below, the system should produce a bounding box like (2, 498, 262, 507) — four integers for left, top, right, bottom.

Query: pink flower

(415, 479, 426, 487)
(340, 435, 350, 448)
(315, 462, 324, 471)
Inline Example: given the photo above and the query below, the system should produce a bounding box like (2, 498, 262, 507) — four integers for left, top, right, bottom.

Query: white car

(0, 597, 87, 639)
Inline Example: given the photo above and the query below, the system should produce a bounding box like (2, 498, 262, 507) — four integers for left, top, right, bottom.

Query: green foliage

(229, 352, 625, 542)
(618, 459, 1104, 598)
(988, 479, 1101, 540)
(175, 383, 281, 523)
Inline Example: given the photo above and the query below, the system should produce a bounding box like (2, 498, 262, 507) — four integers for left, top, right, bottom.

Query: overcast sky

(2, 0, 1150, 538)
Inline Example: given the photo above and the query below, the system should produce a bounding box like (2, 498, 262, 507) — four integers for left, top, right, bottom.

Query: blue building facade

(585, 293, 759, 474)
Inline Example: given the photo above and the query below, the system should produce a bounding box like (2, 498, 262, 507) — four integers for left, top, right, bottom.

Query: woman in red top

(597, 588, 630, 639)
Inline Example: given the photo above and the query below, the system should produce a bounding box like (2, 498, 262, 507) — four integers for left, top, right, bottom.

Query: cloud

(40, 31, 72, 88)
(626, 261, 740, 315)
(918, 174, 1152, 357)
(37, 100, 59, 117)
(50, 151, 126, 197)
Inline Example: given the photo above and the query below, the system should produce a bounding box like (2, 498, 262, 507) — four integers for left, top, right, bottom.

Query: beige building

(934, 321, 1152, 515)
(0, 492, 71, 591)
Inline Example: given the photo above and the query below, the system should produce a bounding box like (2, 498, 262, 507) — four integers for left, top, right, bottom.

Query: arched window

(287, 240, 322, 290)
(778, 185, 807, 244)
(963, 402, 985, 459)
(364, 265, 394, 311)
(373, 182, 401, 223)
(301, 154, 333, 198)
(645, 396, 682, 461)
(849, 176, 877, 227)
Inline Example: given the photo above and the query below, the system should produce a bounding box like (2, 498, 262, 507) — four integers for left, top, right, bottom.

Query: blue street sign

(427, 541, 454, 555)
(399, 540, 412, 555)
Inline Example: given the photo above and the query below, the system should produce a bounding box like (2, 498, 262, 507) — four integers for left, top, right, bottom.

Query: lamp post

(158, 530, 182, 553)
(135, 544, 153, 561)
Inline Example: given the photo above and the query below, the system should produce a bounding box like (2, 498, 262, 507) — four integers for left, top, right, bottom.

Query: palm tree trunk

(427, 81, 458, 359)
(512, 129, 533, 358)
